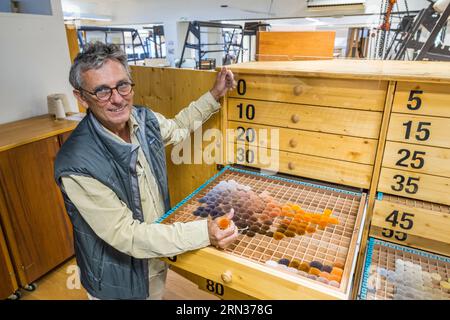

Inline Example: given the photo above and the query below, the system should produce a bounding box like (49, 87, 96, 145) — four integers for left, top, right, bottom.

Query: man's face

(74, 59, 134, 131)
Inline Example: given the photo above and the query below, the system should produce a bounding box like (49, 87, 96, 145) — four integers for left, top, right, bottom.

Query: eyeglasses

(80, 82, 135, 101)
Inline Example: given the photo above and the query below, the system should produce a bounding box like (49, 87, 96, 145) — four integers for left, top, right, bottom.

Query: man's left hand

(210, 67, 236, 101)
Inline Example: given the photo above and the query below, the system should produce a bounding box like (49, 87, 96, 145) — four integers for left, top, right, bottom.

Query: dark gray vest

(54, 106, 170, 299)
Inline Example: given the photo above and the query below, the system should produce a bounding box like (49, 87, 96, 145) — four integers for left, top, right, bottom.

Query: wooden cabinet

(155, 60, 450, 300)
(0, 115, 77, 290)
(157, 60, 400, 300)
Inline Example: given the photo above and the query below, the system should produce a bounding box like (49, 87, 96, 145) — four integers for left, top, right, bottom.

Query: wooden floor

(20, 258, 219, 300)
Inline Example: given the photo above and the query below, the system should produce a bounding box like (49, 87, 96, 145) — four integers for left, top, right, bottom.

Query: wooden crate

(256, 31, 335, 61)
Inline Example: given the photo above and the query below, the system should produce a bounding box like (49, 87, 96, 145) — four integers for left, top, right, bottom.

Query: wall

(0, 0, 77, 125)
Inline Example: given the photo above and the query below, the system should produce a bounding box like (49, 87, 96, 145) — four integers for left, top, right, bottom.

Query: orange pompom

(217, 217, 230, 230)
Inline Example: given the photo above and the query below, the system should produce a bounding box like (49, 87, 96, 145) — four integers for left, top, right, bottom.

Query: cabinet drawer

(378, 167, 450, 206)
(227, 121, 378, 165)
(393, 82, 450, 118)
(228, 98, 382, 139)
(359, 238, 450, 300)
(160, 166, 367, 300)
(227, 144, 373, 189)
(387, 113, 450, 148)
(382, 141, 450, 178)
(229, 74, 387, 111)
(370, 194, 450, 256)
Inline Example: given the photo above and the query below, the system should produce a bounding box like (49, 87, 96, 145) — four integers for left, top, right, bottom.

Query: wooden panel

(64, 24, 79, 63)
(65, 24, 84, 113)
(0, 115, 78, 152)
(227, 121, 378, 165)
(0, 137, 74, 284)
(229, 74, 387, 111)
(393, 82, 450, 118)
(370, 226, 450, 257)
(386, 113, 450, 149)
(383, 141, 450, 178)
(257, 31, 335, 61)
(58, 131, 73, 147)
(0, 224, 17, 299)
(224, 60, 450, 83)
(228, 98, 383, 139)
(228, 143, 373, 189)
(378, 167, 450, 206)
(131, 66, 220, 205)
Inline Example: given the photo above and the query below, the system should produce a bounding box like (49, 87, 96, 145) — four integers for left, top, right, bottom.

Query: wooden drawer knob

(293, 85, 303, 96)
(289, 139, 298, 148)
(221, 270, 233, 284)
(288, 162, 295, 170)
(291, 114, 300, 123)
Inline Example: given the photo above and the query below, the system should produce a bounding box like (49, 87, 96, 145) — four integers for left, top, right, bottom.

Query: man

(54, 42, 238, 300)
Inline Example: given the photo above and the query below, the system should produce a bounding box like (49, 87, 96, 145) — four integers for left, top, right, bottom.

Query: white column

(163, 20, 190, 67)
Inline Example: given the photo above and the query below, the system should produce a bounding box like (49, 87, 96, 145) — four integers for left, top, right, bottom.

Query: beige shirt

(62, 92, 220, 296)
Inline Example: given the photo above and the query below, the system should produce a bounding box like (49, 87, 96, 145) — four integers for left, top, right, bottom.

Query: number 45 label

(381, 210, 415, 242)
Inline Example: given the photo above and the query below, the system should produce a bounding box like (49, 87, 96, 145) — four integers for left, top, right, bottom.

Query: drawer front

(169, 266, 256, 300)
(228, 98, 382, 139)
(378, 167, 450, 205)
(162, 249, 339, 300)
(393, 82, 450, 118)
(228, 143, 373, 189)
(227, 121, 378, 165)
(371, 199, 450, 250)
(229, 74, 387, 111)
(382, 141, 450, 177)
(370, 226, 450, 257)
(387, 113, 450, 148)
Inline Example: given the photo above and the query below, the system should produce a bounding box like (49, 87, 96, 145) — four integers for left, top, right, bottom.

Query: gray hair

(69, 42, 131, 90)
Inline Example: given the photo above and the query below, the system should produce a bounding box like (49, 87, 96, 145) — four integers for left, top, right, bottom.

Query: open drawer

(359, 238, 450, 300)
(158, 166, 367, 299)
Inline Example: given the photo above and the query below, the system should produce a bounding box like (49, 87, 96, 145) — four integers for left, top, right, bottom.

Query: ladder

(77, 26, 149, 64)
(391, 1, 450, 60)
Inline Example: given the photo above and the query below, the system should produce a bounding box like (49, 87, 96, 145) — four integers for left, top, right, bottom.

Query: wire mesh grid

(161, 168, 364, 291)
(383, 194, 450, 214)
(363, 240, 450, 300)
